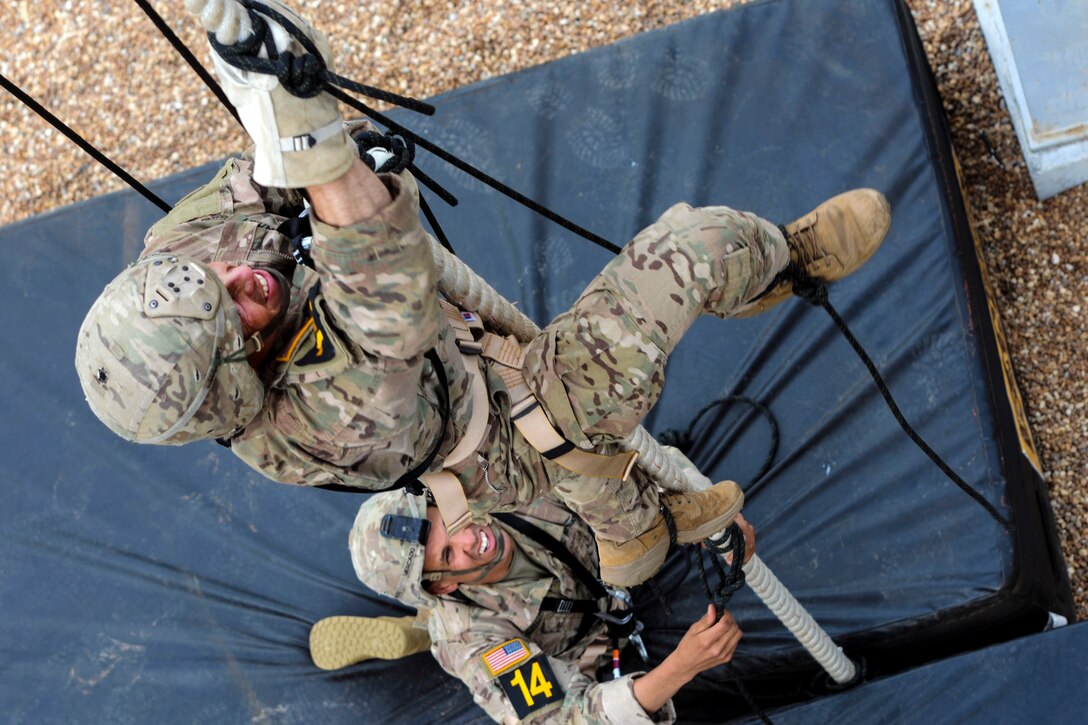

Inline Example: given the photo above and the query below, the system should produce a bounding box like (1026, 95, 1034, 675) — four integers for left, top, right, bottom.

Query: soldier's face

(207, 262, 285, 338)
(423, 506, 514, 588)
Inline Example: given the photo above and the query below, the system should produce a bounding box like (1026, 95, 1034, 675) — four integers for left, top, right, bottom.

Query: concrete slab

(974, 0, 1088, 199)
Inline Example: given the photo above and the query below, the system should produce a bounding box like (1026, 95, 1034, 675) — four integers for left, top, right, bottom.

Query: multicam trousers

(520, 202, 788, 540)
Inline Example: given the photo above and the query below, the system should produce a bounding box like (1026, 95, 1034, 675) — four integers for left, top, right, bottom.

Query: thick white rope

(627, 426, 856, 683)
(744, 552, 857, 683)
(435, 241, 857, 685)
(430, 243, 538, 343)
(185, 0, 253, 45)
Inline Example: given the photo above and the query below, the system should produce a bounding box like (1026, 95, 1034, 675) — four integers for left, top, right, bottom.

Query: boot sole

(599, 533, 670, 588)
(309, 616, 428, 670)
(674, 489, 745, 545)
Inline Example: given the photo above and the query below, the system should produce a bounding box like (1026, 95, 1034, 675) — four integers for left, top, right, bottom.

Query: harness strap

(510, 398, 638, 479)
(425, 299, 638, 533)
(420, 469, 472, 537)
(438, 300, 491, 469)
(476, 330, 638, 481)
(494, 513, 628, 646)
(494, 514, 608, 599)
(410, 301, 491, 536)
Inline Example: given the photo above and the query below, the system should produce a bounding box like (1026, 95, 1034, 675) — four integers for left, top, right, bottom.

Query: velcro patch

(497, 655, 564, 719)
(481, 638, 531, 676)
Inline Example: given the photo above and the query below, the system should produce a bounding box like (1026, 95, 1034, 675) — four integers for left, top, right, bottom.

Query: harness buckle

(595, 610, 634, 627)
(605, 586, 633, 608)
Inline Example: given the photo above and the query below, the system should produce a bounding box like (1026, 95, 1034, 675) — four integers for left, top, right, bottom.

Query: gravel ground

(1, 1, 1084, 620)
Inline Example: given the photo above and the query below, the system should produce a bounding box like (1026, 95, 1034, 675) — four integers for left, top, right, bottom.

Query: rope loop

(695, 522, 747, 614)
(657, 428, 693, 452)
(658, 394, 780, 488)
(354, 130, 415, 174)
(232, 9, 266, 56)
(201, 0, 435, 115)
(271, 43, 326, 98)
(658, 503, 679, 547)
(784, 261, 829, 307)
(206, 3, 328, 98)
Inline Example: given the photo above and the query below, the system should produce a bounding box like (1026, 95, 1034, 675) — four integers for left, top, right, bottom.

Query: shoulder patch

(497, 654, 564, 719)
(278, 285, 349, 373)
(480, 638, 531, 677)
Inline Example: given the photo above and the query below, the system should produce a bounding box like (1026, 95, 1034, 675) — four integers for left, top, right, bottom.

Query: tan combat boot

(736, 188, 891, 317)
(597, 480, 745, 587)
(309, 615, 431, 670)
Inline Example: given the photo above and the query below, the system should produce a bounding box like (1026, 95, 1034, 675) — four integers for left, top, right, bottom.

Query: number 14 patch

(498, 655, 564, 718)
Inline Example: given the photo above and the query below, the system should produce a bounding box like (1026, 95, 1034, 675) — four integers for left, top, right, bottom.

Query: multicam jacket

(142, 150, 547, 513)
(427, 495, 675, 724)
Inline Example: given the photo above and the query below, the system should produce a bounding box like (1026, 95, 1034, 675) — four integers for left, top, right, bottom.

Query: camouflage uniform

(421, 496, 674, 725)
(144, 148, 787, 540)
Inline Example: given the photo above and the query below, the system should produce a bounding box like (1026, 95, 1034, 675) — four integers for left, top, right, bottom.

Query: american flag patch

(481, 639, 531, 676)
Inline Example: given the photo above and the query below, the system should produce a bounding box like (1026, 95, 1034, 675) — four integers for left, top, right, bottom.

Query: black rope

(418, 194, 456, 254)
(662, 502, 760, 723)
(659, 395, 780, 487)
(209, 1, 434, 115)
(134, 0, 621, 254)
(658, 503, 679, 547)
(335, 93, 623, 255)
(196, 1, 621, 253)
(132, 0, 241, 126)
(782, 261, 1014, 533)
(354, 129, 456, 253)
(0, 72, 171, 214)
(353, 129, 458, 207)
(694, 523, 747, 615)
(691, 524, 772, 724)
(643, 576, 674, 618)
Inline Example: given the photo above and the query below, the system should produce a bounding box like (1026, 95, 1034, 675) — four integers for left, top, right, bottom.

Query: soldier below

(325, 489, 757, 724)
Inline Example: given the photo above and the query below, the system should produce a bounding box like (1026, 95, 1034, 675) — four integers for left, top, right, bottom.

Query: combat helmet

(350, 490, 441, 609)
(75, 253, 264, 444)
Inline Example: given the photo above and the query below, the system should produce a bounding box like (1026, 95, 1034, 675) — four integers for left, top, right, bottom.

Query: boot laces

(658, 503, 678, 547)
(785, 218, 824, 267)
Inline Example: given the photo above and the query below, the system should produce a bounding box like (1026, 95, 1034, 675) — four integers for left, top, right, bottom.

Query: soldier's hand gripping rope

(184, 0, 434, 189)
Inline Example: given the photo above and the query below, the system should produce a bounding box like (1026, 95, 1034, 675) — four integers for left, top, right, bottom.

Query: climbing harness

(493, 513, 649, 671)
(422, 298, 638, 535)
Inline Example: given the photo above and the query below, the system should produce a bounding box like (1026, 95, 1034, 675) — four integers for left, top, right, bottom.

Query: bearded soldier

(75, 0, 890, 586)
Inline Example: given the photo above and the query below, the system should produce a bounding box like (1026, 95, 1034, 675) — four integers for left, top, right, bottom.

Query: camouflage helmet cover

(349, 490, 440, 610)
(75, 254, 264, 444)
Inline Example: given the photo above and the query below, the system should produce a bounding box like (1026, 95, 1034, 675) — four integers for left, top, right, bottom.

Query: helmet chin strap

(423, 524, 508, 585)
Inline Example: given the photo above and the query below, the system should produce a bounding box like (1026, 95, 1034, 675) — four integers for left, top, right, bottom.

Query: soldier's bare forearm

(633, 604, 743, 714)
(307, 156, 394, 226)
